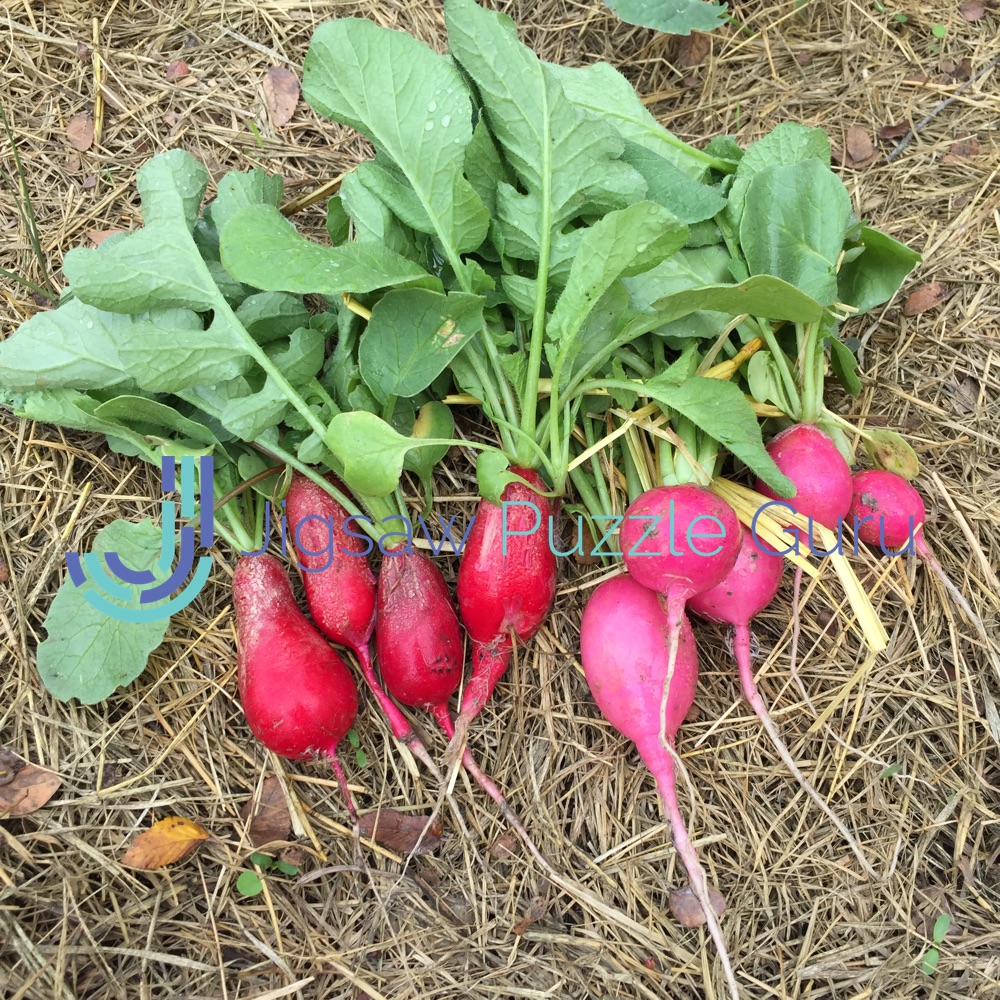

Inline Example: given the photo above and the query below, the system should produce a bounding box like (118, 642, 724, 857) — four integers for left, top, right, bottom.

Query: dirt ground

(2, 1, 999, 998)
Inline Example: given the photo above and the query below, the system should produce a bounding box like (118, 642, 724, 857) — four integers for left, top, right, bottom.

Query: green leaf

(63, 154, 219, 313)
(644, 375, 794, 495)
(303, 17, 488, 255)
(326, 195, 351, 245)
(220, 205, 438, 295)
(204, 168, 284, 239)
(837, 225, 921, 314)
(548, 202, 688, 373)
(602, 0, 727, 35)
(445, 0, 646, 270)
(827, 335, 862, 395)
(879, 762, 903, 778)
(547, 61, 710, 179)
(92, 396, 223, 448)
(623, 245, 733, 309)
(740, 159, 854, 305)
(726, 122, 831, 232)
(746, 350, 795, 410)
(274, 860, 299, 876)
(325, 411, 456, 497)
(620, 142, 726, 223)
(931, 914, 951, 944)
(921, 947, 940, 975)
(236, 871, 264, 897)
(347, 728, 360, 749)
(36, 519, 174, 703)
(401, 401, 455, 482)
(236, 292, 311, 344)
(179, 376, 290, 441)
(250, 852, 275, 869)
(340, 168, 430, 261)
(358, 289, 484, 401)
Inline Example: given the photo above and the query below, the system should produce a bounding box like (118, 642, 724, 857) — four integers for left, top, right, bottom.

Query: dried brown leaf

(513, 897, 548, 935)
(941, 137, 980, 164)
(574, 521, 601, 566)
(949, 375, 980, 415)
(163, 111, 184, 129)
(959, 0, 985, 20)
(87, 229, 124, 247)
(0, 750, 62, 818)
(794, 51, 814, 66)
(488, 831, 521, 860)
(82, 175, 97, 190)
(263, 66, 299, 127)
(67, 114, 94, 152)
(166, 59, 190, 82)
(98, 84, 126, 114)
(910, 884, 961, 938)
(676, 31, 711, 68)
(902, 282, 952, 316)
(240, 776, 292, 849)
(412, 862, 474, 926)
(845, 125, 878, 168)
(879, 121, 911, 141)
(65, 153, 82, 173)
(668, 885, 728, 927)
(279, 844, 309, 869)
(358, 809, 445, 855)
(0, 559, 8, 584)
(75, 41, 90, 61)
(121, 816, 211, 869)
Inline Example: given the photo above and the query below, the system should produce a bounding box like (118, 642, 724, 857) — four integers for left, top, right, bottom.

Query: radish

(619, 483, 742, 716)
(286, 472, 439, 775)
(453, 467, 557, 742)
(376, 545, 557, 862)
(687, 532, 876, 875)
(754, 423, 853, 537)
(580, 575, 739, 1000)
(233, 552, 360, 824)
(849, 469, 983, 630)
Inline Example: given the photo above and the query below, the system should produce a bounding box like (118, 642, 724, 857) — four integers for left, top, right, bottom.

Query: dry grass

(2, 0, 1000, 997)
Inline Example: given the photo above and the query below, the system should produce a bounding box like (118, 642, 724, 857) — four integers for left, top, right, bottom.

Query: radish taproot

(849, 469, 983, 631)
(234, 552, 360, 823)
(454, 467, 557, 743)
(286, 472, 439, 775)
(580, 574, 738, 1000)
(687, 532, 876, 875)
(376, 546, 556, 867)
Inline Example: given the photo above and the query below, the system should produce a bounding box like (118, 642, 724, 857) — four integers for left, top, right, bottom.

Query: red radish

(286, 472, 439, 775)
(849, 469, 983, 631)
(454, 467, 557, 739)
(580, 575, 738, 1000)
(233, 552, 359, 823)
(754, 424, 853, 534)
(687, 533, 876, 875)
(620, 484, 741, 719)
(376, 546, 556, 865)
(754, 424, 854, 686)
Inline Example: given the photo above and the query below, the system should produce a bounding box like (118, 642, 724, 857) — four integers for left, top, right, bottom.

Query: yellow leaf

(121, 816, 211, 870)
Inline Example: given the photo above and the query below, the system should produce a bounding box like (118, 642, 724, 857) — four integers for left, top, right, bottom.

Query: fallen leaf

(65, 153, 82, 173)
(910, 884, 961, 938)
(574, 521, 601, 566)
(166, 59, 190, 82)
(676, 31, 711, 68)
(87, 229, 124, 246)
(98, 84, 126, 114)
(75, 41, 90, 61)
(513, 897, 548, 935)
(902, 282, 953, 316)
(411, 862, 474, 925)
(0, 749, 62, 818)
(240, 776, 292, 849)
(0, 559, 8, 584)
(941, 137, 980, 163)
(845, 125, 878, 168)
(279, 843, 309, 870)
(879, 121, 911, 141)
(82, 176, 97, 190)
(959, 0, 985, 20)
(263, 66, 299, 127)
(949, 375, 980, 415)
(66, 114, 94, 152)
(163, 111, 184, 129)
(668, 885, 728, 927)
(488, 831, 521, 860)
(121, 815, 211, 869)
(358, 809, 445, 855)
(794, 51, 814, 66)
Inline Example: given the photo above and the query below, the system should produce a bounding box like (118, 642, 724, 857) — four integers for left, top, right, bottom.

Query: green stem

(221, 501, 255, 553)
(798, 321, 823, 424)
(580, 413, 614, 517)
(212, 518, 242, 552)
(751, 316, 800, 415)
(613, 347, 654, 379)
(465, 346, 517, 456)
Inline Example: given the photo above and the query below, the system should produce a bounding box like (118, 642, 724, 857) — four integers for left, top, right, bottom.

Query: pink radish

(580, 575, 738, 1000)
(286, 472, 439, 775)
(376, 546, 561, 868)
(754, 424, 853, 536)
(687, 532, 876, 875)
(620, 484, 741, 717)
(234, 552, 360, 824)
(849, 469, 983, 631)
(454, 467, 557, 742)
(754, 424, 854, 684)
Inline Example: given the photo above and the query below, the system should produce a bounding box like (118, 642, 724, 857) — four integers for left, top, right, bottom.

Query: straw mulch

(2, 1, 998, 998)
